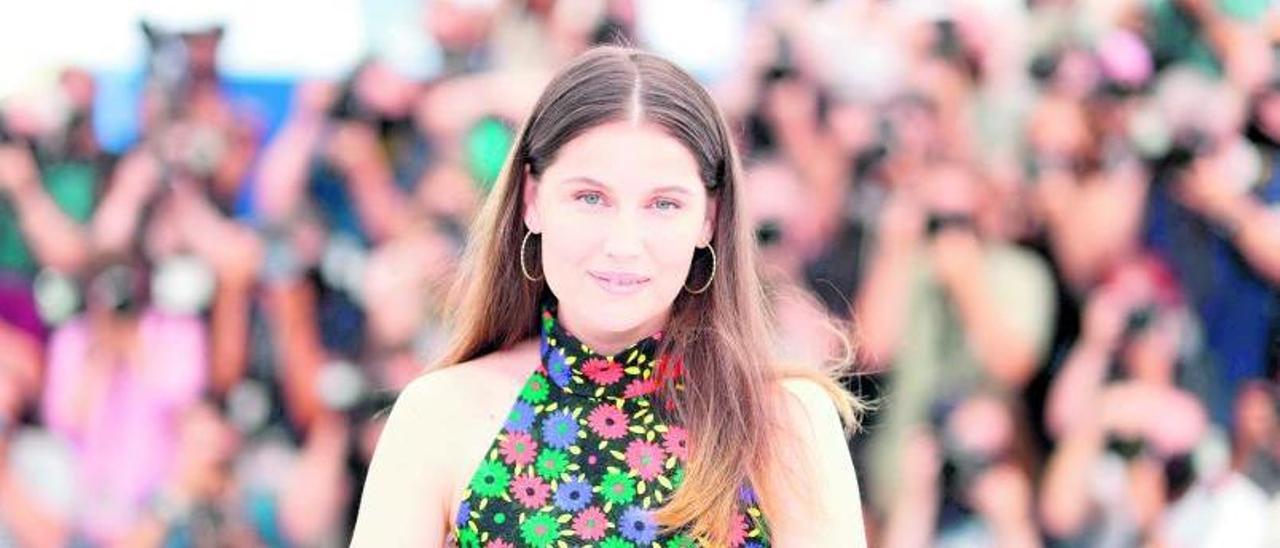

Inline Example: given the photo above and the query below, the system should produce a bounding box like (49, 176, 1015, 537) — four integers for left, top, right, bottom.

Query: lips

(589, 271, 651, 294)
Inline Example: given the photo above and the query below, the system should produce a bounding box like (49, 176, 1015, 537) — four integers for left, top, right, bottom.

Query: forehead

(542, 121, 706, 194)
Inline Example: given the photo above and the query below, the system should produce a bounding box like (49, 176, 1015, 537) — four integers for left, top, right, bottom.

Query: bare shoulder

(401, 338, 541, 412)
(765, 378, 868, 546)
(768, 377, 853, 481)
(384, 338, 542, 465)
(352, 338, 540, 546)
(776, 377, 845, 433)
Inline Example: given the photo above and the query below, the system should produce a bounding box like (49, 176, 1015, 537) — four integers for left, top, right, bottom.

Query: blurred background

(1, 0, 1279, 546)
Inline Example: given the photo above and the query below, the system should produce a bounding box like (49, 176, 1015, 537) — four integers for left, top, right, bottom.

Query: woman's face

(523, 121, 716, 353)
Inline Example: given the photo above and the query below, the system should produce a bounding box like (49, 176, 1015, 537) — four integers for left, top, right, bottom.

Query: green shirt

(0, 161, 98, 275)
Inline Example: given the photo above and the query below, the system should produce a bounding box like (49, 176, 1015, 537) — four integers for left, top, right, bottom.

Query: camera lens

(755, 219, 783, 247)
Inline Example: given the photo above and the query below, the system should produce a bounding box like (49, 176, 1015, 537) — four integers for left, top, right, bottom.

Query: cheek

(655, 231, 710, 303)
(649, 241, 698, 286)
(539, 226, 599, 274)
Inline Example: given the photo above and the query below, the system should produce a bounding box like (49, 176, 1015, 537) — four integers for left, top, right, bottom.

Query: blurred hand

(877, 194, 926, 252)
(324, 123, 384, 175)
(113, 149, 163, 201)
(170, 403, 238, 499)
(169, 178, 262, 285)
(1081, 288, 1133, 351)
(294, 81, 339, 118)
(0, 144, 39, 194)
(901, 428, 941, 498)
(1174, 154, 1247, 221)
(969, 464, 1034, 528)
(930, 228, 984, 288)
(1100, 383, 1148, 437)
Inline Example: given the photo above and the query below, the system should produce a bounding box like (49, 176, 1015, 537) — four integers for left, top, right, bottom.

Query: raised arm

(0, 145, 93, 273)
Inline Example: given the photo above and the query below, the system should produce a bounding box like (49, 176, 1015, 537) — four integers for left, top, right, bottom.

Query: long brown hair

(430, 45, 863, 544)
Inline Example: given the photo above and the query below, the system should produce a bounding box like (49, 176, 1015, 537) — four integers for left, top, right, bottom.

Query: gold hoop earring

(520, 230, 542, 282)
(684, 244, 716, 294)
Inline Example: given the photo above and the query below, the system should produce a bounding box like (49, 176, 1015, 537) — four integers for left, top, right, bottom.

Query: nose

(601, 208, 644, 260)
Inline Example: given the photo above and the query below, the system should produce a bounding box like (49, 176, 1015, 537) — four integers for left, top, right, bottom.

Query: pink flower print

(571, 506, 609, 541)
(624, 439, 666, 480)
(728, 512, 748, 547)
(623, 378, 658, 398)
(499, 431, 538, 467)
(510, 473, 551, 509)
(662, 426, 689, 461)
(582, 358, 623, 386)
(587, 404, 629, 439)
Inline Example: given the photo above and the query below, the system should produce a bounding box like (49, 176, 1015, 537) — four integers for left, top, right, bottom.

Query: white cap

(137, 0, 228, 34)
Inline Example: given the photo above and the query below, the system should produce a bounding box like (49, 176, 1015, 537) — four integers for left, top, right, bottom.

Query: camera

(327, 76, 379, 126)
(852, 115, 896, 182)
(0, 113, 14, 145)
(1154, 128, 1216, 175)
(1106, 433, 1147, 461)
(929, 399, 1004, 511)
(86, 262, 146, 318)
(926, 212, 975, 239)
(139, 20, 231, 187)
(755, 219, 783, 248)
(0, 90, 83, 164)
(1123, 303, 1159, 339)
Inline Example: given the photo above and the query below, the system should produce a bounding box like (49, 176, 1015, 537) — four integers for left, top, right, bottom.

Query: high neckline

(537, 299, 683, 401)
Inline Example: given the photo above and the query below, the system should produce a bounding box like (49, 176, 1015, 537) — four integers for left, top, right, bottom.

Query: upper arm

(766, 379, 868, 547)
(351, 372, 452, 547)
(41, 323, 85, 439)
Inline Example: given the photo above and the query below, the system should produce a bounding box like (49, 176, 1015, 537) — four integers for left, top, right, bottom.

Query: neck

(555, 302, 669, 357)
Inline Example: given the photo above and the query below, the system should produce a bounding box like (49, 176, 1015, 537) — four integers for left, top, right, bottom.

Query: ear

(522, 166, 542, 233)
(699, 195, 717, 247)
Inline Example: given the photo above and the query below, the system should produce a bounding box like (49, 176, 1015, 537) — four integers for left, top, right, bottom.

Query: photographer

(252, 71, 410, 433)
(0, 69, 112, 356)
(0, 144, 92, 278)
(1040, 256, 1211, 545)
(136, 20, 258, 214)
(88, 142, 261, 400)
(0, 68, 106, 278)
(1154, 380, 1280, 545)
(39, 254, 207, 545)
(883, 392, 1042, 548)
(855, 159, 1056, 515)
(257, 59, 427, 249)
(89, 19, 264, 401)
(1141, 70, 1280, 424)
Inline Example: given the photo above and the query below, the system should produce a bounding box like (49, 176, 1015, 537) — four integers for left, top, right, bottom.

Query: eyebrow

(562, 176, 695, 196)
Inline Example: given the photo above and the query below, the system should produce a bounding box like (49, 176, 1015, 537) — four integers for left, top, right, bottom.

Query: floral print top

(445, 300, 771, 547)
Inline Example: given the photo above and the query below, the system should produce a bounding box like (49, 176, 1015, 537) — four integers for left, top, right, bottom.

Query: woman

(353, 46, 867, 546)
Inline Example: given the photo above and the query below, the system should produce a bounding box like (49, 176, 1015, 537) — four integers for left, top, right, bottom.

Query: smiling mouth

(589, 271, 651, 293)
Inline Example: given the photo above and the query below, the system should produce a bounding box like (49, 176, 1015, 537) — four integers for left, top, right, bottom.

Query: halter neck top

(445, 299, 772, 547)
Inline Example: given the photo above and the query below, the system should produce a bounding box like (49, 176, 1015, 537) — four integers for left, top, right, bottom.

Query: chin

(573, 292, 659, 332)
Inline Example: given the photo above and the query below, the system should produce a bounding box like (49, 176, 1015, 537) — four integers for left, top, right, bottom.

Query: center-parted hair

(433, 45, 861, 544)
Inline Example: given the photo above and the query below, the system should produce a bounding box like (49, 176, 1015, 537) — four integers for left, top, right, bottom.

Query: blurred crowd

(1, 0, 1279, 546)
